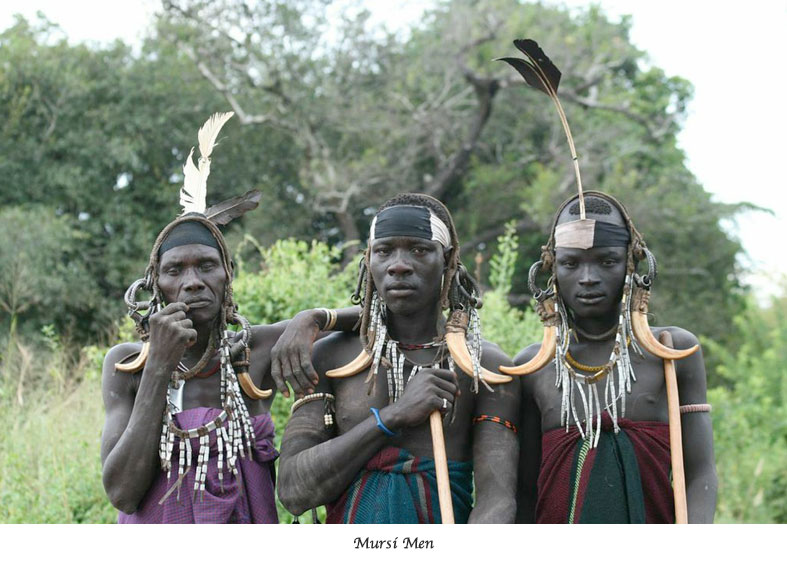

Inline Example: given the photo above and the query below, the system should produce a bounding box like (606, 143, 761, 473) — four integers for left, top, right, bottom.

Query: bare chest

(532, 352, 669, 431)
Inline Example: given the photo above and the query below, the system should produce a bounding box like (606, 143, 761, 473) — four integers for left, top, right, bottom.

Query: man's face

(555, 246, 627, 319)
(157, 244, 227, 324)
(554, 198, 628, 321)
(369, 236, 448, 316)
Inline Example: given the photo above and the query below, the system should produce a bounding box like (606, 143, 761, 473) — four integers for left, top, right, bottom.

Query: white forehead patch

(555, 219, 596, 249)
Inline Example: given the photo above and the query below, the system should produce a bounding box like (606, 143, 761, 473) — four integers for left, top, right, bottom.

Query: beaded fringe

(158, 330, 256, 505)
(366, 291, 467, 404)
(555, 275, 643, 447)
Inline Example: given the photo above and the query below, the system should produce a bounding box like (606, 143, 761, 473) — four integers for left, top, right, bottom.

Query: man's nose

(387, 250, 414, 276)
(578, 264, 599, 285)
(182, 268, 206, 291)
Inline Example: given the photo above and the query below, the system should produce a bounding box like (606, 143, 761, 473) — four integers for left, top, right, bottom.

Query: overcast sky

(2, 0, 786, 299)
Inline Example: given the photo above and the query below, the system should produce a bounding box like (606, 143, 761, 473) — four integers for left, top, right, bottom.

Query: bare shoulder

(249, 322, 288, 349)
(655, 325, 701, 349)
(103, 342, 143, 378)
(511, 341, 553, 396)
(312, 331, 359, 370)
(512, 342, 545, 365)
(102, 342, 141, 401)
(481, 339, 512, 367)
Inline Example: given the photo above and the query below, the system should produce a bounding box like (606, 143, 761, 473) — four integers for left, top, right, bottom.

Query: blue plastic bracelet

(370, 407, 397, 437)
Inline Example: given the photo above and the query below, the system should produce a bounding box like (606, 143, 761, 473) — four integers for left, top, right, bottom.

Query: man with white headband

(277, 193, 520, 523)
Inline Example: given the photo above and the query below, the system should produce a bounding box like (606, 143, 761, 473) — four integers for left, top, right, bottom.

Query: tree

(157, 0, 746, 349)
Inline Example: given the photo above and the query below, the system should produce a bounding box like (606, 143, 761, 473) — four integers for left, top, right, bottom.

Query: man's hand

(269, 309, 323, 398)
(147, 303, 197, 367)
(382, 368, 459, 430)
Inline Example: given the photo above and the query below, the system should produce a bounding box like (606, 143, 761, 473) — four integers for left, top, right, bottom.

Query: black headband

(554, 218, 630, 249)
(158, 220, 221, 256)
(369, 205, 451, 246)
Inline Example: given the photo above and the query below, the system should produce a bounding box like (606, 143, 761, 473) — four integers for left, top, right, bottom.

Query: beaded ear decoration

(115, 111, 270, 502)
(497, 40, 697, 444)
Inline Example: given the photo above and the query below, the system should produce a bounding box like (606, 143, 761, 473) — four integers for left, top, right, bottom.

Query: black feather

(495, 57, 551, 96)
(205, 189, 261, 226)
(513, 39, 561, 93)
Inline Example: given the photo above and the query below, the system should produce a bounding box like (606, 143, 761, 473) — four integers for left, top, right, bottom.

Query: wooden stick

(429, 410, 454, 524)
(659, 331, 688, 524)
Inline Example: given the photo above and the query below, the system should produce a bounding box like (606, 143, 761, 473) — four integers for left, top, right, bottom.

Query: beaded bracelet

(291, 392, 336, 428)
(679, 403, 712, 414)
(472, 414, 518, 434)
(370, 407, 398, 437)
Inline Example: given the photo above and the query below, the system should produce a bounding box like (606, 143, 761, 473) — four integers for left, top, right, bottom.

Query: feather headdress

(497, 39, 585, 218)
(180, 111, 235, 215)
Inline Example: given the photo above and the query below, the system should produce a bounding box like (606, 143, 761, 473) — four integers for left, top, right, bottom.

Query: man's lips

(576, 293, 605, 304)
(184, 298, 213, 309)
(385, 284, 417, 296)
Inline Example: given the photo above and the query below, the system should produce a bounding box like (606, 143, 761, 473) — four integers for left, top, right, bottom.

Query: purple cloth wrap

(118, 408, 279, 524)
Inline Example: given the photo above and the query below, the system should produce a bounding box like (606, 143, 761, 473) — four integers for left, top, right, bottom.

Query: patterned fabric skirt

(537, 413, 674, 523)
(119, 408, 279, 524)
(326, 447, 473, 524)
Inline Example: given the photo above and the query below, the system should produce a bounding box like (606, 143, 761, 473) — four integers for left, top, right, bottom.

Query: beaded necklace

(554, 275, 643, 447)
(158, 329, 256, 504)
(366, 292, 455, 403)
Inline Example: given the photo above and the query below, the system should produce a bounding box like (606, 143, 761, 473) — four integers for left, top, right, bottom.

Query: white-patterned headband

(369, 205, 451, 248)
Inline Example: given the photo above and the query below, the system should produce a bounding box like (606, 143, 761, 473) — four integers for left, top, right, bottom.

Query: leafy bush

(706, 293, 787, 523)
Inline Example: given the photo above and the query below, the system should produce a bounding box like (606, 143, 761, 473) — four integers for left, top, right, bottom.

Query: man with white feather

(100, 112, 355, 523)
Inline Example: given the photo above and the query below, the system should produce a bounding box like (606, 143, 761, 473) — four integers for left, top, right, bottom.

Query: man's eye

(412, 247, 428, 255)
(165, 268, 180, 276)
(200, 262, 217, 272)
(375, 248, 390, 255)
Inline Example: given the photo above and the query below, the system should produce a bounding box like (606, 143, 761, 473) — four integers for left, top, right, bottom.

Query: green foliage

(705, 292, 787, 523)
(0, 337, 115, 523)
(233, 237, 358, 324)
(0, 206, 95, 338)
(481, 222, 542, 356)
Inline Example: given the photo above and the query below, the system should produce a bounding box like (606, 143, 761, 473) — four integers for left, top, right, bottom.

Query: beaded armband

(472, 415, 518, 434)
(679, 403, 712, 414)
(291, 392, 336, 429)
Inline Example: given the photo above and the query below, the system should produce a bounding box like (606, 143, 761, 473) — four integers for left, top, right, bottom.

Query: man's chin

(187, 306, 221, 325)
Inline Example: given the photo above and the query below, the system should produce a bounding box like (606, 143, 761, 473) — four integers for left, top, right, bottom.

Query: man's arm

(277, 334, 458, 516)
(100, 303, 195, 513)
(468, 342, 520, 523)
(266, 306, 361, 398)
(671, 327, 718, 523)
(512, 343, 543, 524)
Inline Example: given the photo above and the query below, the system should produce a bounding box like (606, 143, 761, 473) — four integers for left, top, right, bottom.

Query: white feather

(179, 111, 235, 215)
(180, 148, 203, 214)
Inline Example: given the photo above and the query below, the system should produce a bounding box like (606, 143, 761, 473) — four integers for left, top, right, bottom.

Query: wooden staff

(659, 331, 688, 524)
(429, 410, 454, 524)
